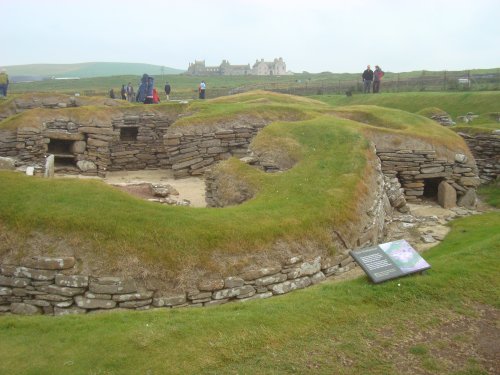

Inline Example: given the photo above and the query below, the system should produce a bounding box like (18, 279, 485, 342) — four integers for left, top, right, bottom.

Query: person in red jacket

(152, 88, 160, 104)
(373, 65, 385, 93)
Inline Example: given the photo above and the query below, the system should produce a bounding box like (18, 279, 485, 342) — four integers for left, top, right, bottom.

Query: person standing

(120, 84, 127, 100)
(198, 80, 206, 99)
(0, 69, 9, 97)
(362, 65, 373, 94)
(144, 76, 155, 104)
(126, 82, 134, 102)
(164, 82, 171, 101)
(153, 88, 160, 104)
(373, 65, 384, 93)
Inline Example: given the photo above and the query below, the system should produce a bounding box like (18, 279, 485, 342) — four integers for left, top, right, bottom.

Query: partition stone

(44, 154, 54, 178)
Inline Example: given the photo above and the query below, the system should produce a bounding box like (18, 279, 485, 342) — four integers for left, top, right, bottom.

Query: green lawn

(0, 189, 498, 374)
(313, 91, 500, 118)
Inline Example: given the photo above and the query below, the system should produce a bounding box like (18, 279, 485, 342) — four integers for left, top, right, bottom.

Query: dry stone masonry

(0, 254, 356, 316)
(458, 131, 500, 183)
(376, 148, 480, 208)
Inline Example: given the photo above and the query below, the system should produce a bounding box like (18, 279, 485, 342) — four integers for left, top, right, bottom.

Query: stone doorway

(422, 177, 444, 200)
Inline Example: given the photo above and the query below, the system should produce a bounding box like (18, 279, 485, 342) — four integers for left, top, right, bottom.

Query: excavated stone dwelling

(0, 98, 491, 316)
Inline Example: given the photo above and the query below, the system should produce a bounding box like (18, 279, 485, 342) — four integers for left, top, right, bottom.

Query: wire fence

(243, 70, 500, 97)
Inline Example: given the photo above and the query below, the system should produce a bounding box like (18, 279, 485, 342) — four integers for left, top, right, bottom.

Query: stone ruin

(0, 95, 496, 315)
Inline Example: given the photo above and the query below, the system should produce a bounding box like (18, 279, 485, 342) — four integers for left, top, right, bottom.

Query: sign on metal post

(350, 240, 430, 283)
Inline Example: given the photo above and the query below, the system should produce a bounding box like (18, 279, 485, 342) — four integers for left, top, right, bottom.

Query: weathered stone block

(0, 287, 12, 296)
(153, 294, 187, 307)
(269, 277, 312, 295)
(437, 181, 457, 209)
(240, 266, 282, 281)
(22, 256, 75, 270)
(89, 277, 137, 294)
(55, 274, 89, 288)
(212, 285, 256, 300)
(0, 156, 16, 170)
(457, 189, 477, 209)
(2, 266, 56, 281)
(37, 285, 85, 297)
(224, 277, 245, 288)
(119, 299, 152, 309)
(254, 273, 287, 287)
(238, 292, 273, 302)
(112, 291, 154, 302)
(460, 177, 481, 187)
(299, 257, 322, 276)
(310, 272, 326, 284)
(420, 166, 444, 174)
(74, 296, 117, 309)
(0, 275, 30, 288)
(54, 306, 86, 315)
(197, 278, 224, 292)
(11, 302, 41, 315)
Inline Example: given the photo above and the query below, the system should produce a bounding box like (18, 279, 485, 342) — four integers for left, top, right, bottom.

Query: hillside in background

(5, 62, 184, 81)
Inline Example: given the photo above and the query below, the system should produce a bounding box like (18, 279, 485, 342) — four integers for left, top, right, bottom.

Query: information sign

(350, 240, 430, 283)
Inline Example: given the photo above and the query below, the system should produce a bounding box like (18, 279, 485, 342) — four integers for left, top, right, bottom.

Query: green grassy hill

(5, 62, 183, 78)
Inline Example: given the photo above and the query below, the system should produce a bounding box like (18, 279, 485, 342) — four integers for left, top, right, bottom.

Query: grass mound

(415, 106, 449, 118)
(331, 105, 470, 157)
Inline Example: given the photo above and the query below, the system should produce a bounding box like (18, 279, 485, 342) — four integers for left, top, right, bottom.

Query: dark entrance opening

(120, 127, 138, 141)
(48, 139, 76, 167)
(423, 178, 443, 199)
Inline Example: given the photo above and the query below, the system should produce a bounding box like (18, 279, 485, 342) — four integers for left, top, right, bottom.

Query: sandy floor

(104, 170, 207, 207)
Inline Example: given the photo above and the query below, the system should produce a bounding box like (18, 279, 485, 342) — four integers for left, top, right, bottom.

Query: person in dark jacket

(144, 76, 154, 104)
(109, 88, 116, 99)
(136, 74, 150, 103)
(373, 65, 385, 93)
(362, 65, 373, 93)
(164, 82, 171, 101)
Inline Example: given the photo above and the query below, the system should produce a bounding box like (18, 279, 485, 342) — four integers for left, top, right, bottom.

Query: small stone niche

(48, 139, 76, 167)
(120, 127, 139, 142)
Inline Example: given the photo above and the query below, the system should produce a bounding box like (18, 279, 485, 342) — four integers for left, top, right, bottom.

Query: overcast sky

(3, 0, 499, 73)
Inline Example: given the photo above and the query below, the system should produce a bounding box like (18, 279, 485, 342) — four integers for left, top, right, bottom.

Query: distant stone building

(186, 58, 290, 76)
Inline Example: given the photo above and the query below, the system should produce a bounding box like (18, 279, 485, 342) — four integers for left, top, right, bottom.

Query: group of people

(110, 78, 207, 102)
(362, 65, 384, 93)
(0, 69, 9, 97)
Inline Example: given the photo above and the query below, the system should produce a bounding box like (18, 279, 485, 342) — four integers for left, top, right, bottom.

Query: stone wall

(0, 130, 17, 157)
(376, 148, 480, 204)
(165, 122, 266, 178)
(1, 112, 175, 177)
(458, 131, 500, 183)
(108, 114, 173, 172)
(0, 254, 357, 316)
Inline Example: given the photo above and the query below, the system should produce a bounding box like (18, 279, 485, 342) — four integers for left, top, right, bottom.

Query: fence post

(443, 70, 447, 91)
